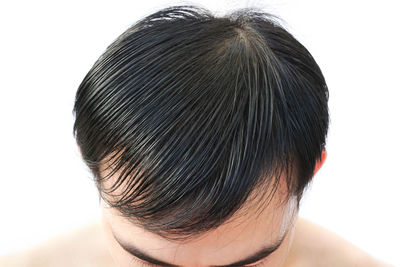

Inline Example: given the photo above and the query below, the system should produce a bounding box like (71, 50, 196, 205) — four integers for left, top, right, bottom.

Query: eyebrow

(111, 228, 288, 267)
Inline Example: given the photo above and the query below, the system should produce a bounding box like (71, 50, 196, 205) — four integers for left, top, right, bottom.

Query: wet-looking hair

(73, 5, 329, 240)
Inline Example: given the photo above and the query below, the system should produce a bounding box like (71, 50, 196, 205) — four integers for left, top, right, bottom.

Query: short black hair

(73, 5, 329, 240)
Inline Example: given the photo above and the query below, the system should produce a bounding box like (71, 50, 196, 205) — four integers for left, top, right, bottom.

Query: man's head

(73, 5, 329, 266)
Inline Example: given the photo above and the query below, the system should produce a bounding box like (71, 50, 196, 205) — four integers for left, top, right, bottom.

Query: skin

(0, 150, 393, 266)
(98, 152, 327, 267)
(101, 189, 298, 267)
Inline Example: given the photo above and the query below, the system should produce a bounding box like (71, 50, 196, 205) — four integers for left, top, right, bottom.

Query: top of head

(72, 5, 329, 241)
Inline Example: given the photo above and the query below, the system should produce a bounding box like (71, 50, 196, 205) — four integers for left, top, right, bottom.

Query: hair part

(73, 5, 329, 240)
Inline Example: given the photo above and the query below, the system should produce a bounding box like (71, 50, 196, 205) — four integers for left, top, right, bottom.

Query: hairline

(109, 217, 293, 267)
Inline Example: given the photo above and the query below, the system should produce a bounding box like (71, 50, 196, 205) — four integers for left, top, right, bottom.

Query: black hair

(72, 5, 329, 240)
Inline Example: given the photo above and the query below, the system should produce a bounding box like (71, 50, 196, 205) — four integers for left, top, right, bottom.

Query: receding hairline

(98, 153, 299, 242)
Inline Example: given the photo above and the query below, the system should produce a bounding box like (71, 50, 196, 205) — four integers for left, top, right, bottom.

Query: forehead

(101, 183, 298, 266)
(99, 153, 298, 264)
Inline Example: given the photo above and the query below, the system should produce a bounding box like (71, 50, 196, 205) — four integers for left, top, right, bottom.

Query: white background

(0, 0, 399, 265)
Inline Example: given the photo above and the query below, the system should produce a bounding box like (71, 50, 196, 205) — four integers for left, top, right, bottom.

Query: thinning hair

(73, 5, 329, 240)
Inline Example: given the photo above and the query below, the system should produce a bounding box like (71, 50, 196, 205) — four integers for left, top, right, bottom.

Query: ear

(77, 144, 82, 156)
(313, 149, 327, 176)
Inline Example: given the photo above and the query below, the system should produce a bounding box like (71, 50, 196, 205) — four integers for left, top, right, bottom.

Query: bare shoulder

(287, 217, 394, 267)
(0, 220, 115, 267)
